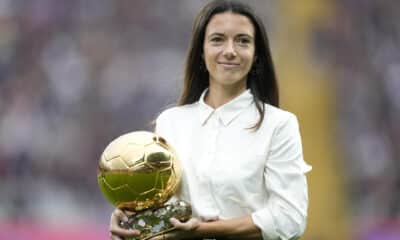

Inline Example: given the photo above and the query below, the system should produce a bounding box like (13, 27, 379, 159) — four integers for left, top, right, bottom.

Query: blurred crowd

(0, 0, 399, 239)
(312, 0, 400, 236)
(0, 0, 202, 226)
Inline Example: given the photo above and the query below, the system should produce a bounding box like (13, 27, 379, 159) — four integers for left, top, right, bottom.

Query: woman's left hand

(150, 217, 201, 240)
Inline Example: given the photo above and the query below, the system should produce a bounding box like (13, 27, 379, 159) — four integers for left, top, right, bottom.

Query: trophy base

(122, 200, 192, 240)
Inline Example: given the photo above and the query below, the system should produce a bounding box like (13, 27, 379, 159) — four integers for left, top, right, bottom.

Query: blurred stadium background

(0, 0, 399, 239)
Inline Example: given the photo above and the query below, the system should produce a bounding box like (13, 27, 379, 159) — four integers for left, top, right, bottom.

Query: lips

(218, 62, 240, 68)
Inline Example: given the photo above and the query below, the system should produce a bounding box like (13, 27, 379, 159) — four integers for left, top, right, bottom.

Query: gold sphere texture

(97, 131, 181, 211)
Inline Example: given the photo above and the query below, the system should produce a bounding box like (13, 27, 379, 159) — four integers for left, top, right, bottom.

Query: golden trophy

(97, 131, 191, 240)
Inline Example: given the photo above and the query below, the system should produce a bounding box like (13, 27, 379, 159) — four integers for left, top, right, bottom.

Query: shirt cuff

(251, 207, 279, 240)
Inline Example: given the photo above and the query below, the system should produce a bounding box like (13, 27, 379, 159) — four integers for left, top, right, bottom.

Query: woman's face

(203, 11, 255, 90)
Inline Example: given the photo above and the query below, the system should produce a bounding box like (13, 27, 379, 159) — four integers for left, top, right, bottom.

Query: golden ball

(97, 131, 181, 211)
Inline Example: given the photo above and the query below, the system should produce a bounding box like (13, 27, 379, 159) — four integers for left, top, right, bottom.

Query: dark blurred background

(0, 0, 399, 239)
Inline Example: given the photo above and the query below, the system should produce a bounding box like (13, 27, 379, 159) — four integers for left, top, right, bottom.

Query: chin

(220, 81, 246, 89)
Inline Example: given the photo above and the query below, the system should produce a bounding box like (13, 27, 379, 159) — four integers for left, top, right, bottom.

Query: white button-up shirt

(155, 89, 311, 240)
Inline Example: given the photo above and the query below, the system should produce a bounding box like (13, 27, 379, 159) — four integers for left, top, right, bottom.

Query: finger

(123, 209, 136, 217)
(110, 233, 123, 240)
(110, 227, 140, 237)
(170, 217, 199, 231)
(169, 218, 182, 228)
(113, 208, 129, 222)
(186, 218, 200, 226)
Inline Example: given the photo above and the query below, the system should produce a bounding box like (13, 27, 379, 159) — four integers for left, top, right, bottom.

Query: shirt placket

(199, 112, 221, 218)
(207, 113, 219, 159)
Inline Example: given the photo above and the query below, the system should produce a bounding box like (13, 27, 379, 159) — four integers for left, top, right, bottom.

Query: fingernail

(169, 218, 177, 224)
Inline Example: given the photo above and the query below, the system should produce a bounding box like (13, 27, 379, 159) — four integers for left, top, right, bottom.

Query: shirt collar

(198, 88, 254, 126)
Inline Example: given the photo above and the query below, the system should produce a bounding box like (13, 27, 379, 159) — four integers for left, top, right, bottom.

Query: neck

(205, 83, 247, 109)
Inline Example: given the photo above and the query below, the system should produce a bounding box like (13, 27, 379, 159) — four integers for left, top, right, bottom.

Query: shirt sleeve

(251, 113, 312, 240)
(155, 110, 172, 139)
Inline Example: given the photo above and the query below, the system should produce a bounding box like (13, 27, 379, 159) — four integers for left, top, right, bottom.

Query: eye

(210, 36, 224, 43)
(236, 37, 251, 45)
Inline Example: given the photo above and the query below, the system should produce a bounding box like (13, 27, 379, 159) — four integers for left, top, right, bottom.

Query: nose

(223, 40, 237, 58)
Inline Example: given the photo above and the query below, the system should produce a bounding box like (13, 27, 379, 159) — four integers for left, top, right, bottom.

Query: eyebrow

(207, 32, 254, 39)
(236, 34, 254, 39)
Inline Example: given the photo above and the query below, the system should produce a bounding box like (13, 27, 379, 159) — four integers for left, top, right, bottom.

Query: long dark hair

(178, 0, 279, 130)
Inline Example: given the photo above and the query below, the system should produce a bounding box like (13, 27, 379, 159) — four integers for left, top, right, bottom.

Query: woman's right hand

(109, 208, 141, 240)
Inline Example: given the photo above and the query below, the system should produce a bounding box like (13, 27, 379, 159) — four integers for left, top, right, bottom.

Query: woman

(110, 0, 311, 239)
